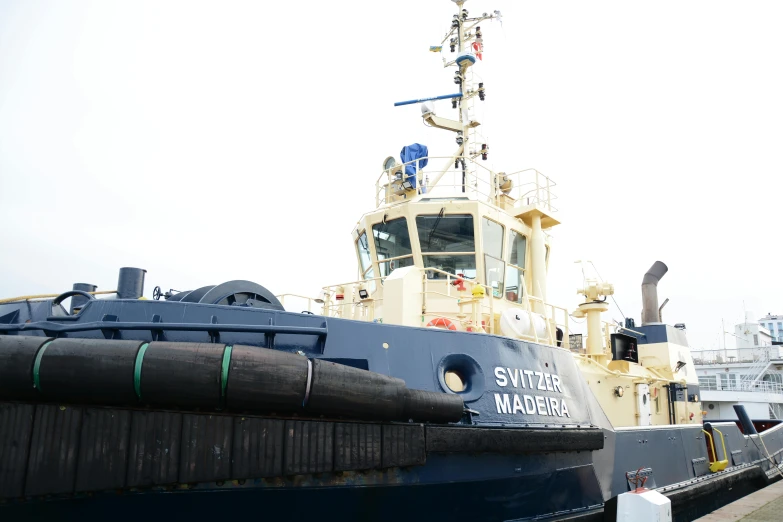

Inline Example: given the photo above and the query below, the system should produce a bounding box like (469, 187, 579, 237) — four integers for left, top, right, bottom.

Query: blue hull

(2, 298, 783, 520)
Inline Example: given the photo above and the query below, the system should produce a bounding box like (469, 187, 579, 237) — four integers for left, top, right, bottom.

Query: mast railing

(375, 156, 559, 213)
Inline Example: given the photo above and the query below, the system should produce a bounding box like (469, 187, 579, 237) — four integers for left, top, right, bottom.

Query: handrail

(702, 429, 716, 461)
(0, 321, 327, 336)
(0, 290, 118, 305)
(276, 293, 317, 313)
(421, 267, 494, 334)
(703, 428, 729, 472)
(277, 266, 570, 347)
(713, 428, 728, 464)
(697, 380, 783, 394)
(375, 156, 559, 212)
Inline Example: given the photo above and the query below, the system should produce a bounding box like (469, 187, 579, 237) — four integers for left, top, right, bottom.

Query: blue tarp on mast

(400, 143, 428, 188)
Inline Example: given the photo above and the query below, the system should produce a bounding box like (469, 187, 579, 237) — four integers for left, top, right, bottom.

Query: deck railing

(698, 380, 783, 395)
(277, 266, 570, 347)
(692, 346, 782, 365)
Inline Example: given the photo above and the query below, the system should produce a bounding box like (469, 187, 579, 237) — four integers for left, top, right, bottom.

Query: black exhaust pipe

(117, 267, 146, 299)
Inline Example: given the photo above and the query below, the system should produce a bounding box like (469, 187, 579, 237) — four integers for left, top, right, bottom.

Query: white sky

(1, 0, 781, 351)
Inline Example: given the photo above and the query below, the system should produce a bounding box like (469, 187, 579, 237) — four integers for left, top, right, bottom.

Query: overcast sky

(1, 0, 781, 351)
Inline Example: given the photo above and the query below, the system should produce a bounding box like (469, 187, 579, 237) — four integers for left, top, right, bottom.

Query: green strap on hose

(32, 340, 53, 391)
(221, 345, 233, 399)
(133, 343, 150, 400)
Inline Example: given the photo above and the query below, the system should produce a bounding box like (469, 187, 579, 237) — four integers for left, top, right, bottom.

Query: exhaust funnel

(641, 261, 668, 325)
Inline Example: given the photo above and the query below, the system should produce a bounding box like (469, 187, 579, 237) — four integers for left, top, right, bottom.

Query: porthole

(445, 370, 466, 392)
(708, 404, 715, 410)
(436, 354, 485, 402)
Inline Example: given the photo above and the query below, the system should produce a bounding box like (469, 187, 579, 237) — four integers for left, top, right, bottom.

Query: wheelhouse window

(417, 213, 476, 279)
(485, 255, 505, 298)
(509, 230, 526, 268)
(356, 231, 376, 293)
(482, 218, 504, 298)
(504, 230, 527, 304)
(378, 255, 414, 277)
(372, 218, 413, 276)
(482, 218, 503, 259)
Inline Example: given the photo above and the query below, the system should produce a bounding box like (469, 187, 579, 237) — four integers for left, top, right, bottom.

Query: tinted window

(509, 230, 526, 268)
(482, 218, 503, 259)
(357, 232, 372, 274)
(485, 255, 505, 298)
(417, 214, 474, 253)
(364, 268, 377, 293)
(504, 266, 524, 303)
(372, 218, 412, 260)
(422, 255, 476, 279)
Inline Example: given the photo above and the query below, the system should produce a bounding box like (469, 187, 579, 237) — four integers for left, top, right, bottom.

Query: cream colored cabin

(277, 158, 703, 431)
(338, 163, 567, 344)
(275, 1, 702, 431)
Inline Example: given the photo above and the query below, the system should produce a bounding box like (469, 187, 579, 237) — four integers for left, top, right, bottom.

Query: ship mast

(399, 1, 499, 192)
(455, 0, 468, 193)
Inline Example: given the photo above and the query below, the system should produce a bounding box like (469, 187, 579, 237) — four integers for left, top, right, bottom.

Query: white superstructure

(694, 314, 783, 420)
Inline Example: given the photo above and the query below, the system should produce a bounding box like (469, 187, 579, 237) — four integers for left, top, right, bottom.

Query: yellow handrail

(702, 428, 728, 472)
(712, 428, 729, 472)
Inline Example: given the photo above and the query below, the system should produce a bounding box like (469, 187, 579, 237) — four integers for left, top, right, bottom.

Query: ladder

(740, 347, 772, 390)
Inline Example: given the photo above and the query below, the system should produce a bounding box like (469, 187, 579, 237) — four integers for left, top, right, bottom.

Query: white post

(530, 213, 546, 314)
(616, 490, 671, 522)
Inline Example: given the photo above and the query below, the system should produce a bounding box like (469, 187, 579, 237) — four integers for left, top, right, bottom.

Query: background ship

(2, 1, 783, 521)
(695, 313, 783, 422)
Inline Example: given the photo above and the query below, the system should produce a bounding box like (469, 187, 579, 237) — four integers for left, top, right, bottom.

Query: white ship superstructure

(694, 313, 783, 420)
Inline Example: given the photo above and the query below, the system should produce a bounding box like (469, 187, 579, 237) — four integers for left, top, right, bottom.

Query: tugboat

(1, 2, 782, 521)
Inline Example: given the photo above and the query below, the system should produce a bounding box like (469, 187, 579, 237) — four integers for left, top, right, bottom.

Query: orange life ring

(427, 317, 457, 331)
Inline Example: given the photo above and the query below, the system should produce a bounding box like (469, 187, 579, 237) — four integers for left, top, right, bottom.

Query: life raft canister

(427, 317, 457, 331)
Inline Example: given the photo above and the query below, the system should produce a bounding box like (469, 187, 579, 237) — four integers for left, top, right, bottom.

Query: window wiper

(427, 207, 445, 250)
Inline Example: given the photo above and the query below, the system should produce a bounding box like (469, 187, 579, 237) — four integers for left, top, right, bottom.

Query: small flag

(472, 41, 483, 60)
(429, 45, 443, 52)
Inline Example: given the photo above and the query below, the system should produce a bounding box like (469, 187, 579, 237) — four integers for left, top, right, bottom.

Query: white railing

(698, 380, 783, 394)
(692, 346, 782, 365)
(277, 266, 570, 348)
(567, 319, 620, 356)
(740, 349, 773, 388)
(375, 156, 558, 213)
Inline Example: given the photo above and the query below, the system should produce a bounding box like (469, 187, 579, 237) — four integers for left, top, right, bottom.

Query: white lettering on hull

(492, 366, 572, 418)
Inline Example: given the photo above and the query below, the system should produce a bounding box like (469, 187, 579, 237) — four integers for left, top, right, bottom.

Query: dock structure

(695, 480, 783, 521)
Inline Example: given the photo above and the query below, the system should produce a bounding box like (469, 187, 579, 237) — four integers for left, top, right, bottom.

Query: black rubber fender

(139, 342, 225, 409)
(36, 338, 144, 404)
(225, 344, 308, 413)
(403, 389, 464, 423)
(306, 358, 406, 420)
(0, 336, 50, 400)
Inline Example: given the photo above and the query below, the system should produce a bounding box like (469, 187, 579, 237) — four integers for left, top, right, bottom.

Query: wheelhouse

(353, 198, 539, 308)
